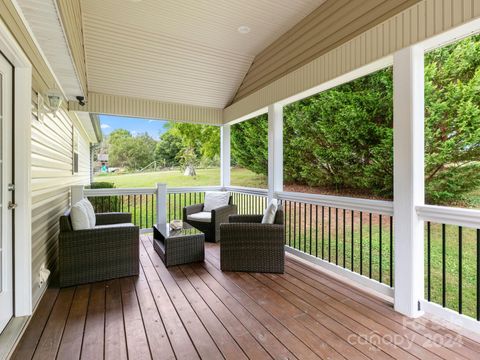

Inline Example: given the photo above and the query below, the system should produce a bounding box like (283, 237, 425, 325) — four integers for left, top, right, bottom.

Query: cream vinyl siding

(31, 94, 90, 305)
(225, 0, 480, 123)
(1, 0, 91, 307)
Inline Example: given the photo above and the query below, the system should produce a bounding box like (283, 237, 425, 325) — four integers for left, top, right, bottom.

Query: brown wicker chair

(183, 196, 237, 243)
(220, 207, 284, 273)
(58, 211, 139, 287)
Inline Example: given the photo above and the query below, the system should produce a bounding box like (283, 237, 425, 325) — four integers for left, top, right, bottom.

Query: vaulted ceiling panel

(81, 0, 326, 108)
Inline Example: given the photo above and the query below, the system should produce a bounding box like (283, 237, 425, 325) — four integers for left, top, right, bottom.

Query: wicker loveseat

(183, 195, 237, 243)
(220, 207, 285, 273)
(58, 211, 139, 287)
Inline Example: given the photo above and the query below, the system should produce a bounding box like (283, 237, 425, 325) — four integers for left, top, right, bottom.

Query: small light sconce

(46, 89, 63, 114)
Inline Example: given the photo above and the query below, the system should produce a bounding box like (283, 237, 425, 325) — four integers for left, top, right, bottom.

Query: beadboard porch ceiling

(81, 0, 327, 108)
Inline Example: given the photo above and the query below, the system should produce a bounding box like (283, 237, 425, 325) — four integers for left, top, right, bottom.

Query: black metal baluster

(477, 229, 480, 321)
(351, 210, 354, 271)
(168, 193, 172, 222)
(284, 201, 287, 244)
(390, 216, 393, 287)
(321, 206, 325, 259)
(369, 213, 372, 279)
(121, 195, 124, 212)
(360, 211, 363, 275)
(140, 194, 143, 228)
(335, 208, 338, 265)
(442, 223, 446, 308)
(145, 194, 148, 228)
(303, 203, 307, 253)
(299, 203, 303, 252)
(427, 221, 431, 301)
(343, 209, 346, 268)
(309, 204, 312, 255)
(316, 205, 319, 258)
(151, 194, 154, 226)
(134, 195, 137, 226)
(459, 226, 463, 314)
(379, 214, 383, 283)
(128, 194, 131, 214)
(293, 202, 297, 249)
(328, 207, 331, 262)
(173, 193, 177, 220)
(289, 201, 292, 247)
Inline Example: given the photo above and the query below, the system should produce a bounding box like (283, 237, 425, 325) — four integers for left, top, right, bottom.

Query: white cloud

(101, 123, 111, 129)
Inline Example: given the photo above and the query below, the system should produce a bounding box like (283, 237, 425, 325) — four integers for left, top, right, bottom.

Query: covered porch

(1, 0, 480, 359)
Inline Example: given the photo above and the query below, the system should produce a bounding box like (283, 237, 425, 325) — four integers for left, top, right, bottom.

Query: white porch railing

(74, 184, 480, 332)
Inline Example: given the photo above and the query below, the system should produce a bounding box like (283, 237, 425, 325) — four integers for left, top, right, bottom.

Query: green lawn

(94, 167, 267, 188)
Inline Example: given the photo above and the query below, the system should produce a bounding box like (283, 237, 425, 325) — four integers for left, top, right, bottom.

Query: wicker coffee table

(153, 223, 205, 267)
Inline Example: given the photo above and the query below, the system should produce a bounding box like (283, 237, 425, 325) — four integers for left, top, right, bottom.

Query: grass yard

(94, 167, 267, 188)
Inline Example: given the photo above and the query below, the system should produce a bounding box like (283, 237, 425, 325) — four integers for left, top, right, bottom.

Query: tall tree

(231, 34, 480, 205)
(107, 129, 156, 170)
(154, 131, 183, 167)
(107, 129, 133, 167)
(424, 34, 480, 204)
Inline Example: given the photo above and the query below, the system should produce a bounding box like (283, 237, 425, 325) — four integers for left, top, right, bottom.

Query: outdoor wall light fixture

(46, 89, 63, 114)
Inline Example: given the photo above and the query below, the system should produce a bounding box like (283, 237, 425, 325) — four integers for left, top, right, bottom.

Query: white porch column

(156, 183, 167, 226)
(393, 45, 425, 318)
(268, 103, 283, 201)
(220, 125, 231, 188)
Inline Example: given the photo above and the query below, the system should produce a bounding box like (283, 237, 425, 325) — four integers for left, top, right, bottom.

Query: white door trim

(0, 18, 32, 317)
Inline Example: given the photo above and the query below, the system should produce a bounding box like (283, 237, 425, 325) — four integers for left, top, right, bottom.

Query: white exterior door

(0, 53, 13, 333)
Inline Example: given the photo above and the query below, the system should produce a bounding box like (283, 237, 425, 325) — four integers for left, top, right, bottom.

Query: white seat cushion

(261, 199, 278, 224)
(80, 198, 96, 228)
(203, 191, 229, 212)
(95, 223, 135, 229)
(70, 201, 91, 230)
(187, 211, 212, 223)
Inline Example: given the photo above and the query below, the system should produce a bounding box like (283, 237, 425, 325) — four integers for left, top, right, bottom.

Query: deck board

(12, 234, 480, 360)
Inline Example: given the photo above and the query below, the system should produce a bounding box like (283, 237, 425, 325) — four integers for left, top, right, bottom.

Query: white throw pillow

(203, 191, 230, 212)
(81, 198, 96, 228)
(261, 199, 278, 224)
(70, 200, 91, 230)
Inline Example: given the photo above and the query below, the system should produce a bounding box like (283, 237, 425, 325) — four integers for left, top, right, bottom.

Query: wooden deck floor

(12, 234, 480, 360)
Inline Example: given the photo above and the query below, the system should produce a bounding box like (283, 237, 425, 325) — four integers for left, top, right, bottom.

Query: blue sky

(99, 115, 169, 140)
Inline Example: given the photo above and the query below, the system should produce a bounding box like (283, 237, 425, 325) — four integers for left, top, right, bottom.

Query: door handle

(8, 201, 17, 210)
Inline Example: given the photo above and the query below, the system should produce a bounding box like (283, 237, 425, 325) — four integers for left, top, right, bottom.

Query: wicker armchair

(220, 207, 284, 273)
(183, 196, 237, 243)
(58, 211, 139, 287)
